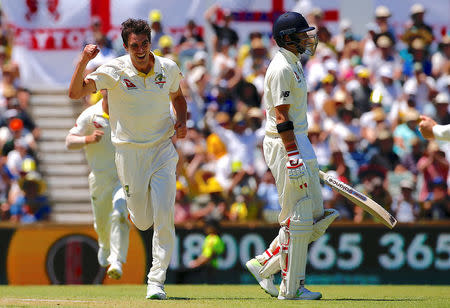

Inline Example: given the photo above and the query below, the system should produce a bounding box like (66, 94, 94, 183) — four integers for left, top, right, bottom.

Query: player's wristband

(276, 121, 294, 133)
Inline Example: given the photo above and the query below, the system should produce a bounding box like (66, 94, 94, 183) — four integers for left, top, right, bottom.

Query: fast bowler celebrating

(245, 12, 339, 300)
(68, 18, 187, 300)
(66, 98, 130, 280)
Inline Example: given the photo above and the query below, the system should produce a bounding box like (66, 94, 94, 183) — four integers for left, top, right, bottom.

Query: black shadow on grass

(324, 298, 423, 302)
(168, 297, 263, 300)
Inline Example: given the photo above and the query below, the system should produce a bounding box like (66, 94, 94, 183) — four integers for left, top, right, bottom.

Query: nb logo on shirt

(281, 91, 290, 98)
(123, 78, 137, 89)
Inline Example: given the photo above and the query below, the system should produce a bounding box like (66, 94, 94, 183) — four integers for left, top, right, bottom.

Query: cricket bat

(319, 170, 397, 229)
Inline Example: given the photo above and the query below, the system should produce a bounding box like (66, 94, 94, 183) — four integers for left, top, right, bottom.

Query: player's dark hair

(121, 18, 151, 47)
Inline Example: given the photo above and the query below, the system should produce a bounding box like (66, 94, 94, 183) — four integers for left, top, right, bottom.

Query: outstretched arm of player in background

(65, 131, 104, 150)
(170, 86, 187, 139)
(68, 44, 99, 99)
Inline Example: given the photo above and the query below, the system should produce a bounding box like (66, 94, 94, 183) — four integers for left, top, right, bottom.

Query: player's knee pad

(309, 208, 339, 243)
(279, 213, 313, 298)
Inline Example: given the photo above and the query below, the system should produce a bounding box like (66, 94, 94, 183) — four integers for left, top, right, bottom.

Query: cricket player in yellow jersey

(68, 18, 187, 300)
(245, 12, 339, 300)
(65, 99, 130, 280)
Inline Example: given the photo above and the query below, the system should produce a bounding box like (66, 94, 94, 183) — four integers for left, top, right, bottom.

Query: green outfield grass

(0, 285, 449, 308)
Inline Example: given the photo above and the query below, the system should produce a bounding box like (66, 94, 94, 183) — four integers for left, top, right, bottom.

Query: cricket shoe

(146, 283, 167, 300)
(97, 247, 110, 267)
(278, 286, 322, 300)
(245, 258, 278, 297)
(107, 261, 122, 280)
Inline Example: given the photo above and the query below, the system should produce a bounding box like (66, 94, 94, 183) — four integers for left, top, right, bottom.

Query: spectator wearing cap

(352, 67, 373, 116)
(322, 90, 350, 137)
(404, 38, 432, 77)
(391, 179, 420, 223)
(367, 129, 400, 171)
(386, 159, 416, 199)
(366, 35, 402, 79)
(431, 35, 450, 78)
(417, 141, 449, 202)
(157, 35, 178, 64)
(332, 105, 361, 151)
(403, 62, 437, 112)
(400, 137, 424, 175)
(360, 91, 388, 145)
(9, 89, 40, 140)
(422, 177, 449, 219)
(147, 9, 165, 50)
(344, 133, 368, 179)
(313, 73, 336, 113)
(373, 65, 403, 114)
(433, 93, 450, 125)
(402, 3, 433, 49)
(393, 108, 423, 158)
(204, 4, 239, 54)
(374, 5, 396, 44)
(10, 171, 50, 223)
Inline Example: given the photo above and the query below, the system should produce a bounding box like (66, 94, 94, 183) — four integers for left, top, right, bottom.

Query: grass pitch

(0, 284, 449, 308)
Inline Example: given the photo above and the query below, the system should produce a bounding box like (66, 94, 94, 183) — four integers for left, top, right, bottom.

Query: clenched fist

(86, 130, 104, 144)
(174, 121, 187, 139)
(82, 44, 100, 62)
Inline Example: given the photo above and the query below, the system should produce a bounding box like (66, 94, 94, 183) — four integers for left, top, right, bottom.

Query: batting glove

(286, 158, 309, 190)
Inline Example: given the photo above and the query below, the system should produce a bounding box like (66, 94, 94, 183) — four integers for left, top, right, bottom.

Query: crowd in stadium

(0, 3, 448, 224)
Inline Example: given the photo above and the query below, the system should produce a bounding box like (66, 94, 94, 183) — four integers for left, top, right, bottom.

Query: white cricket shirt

(263, 48, 309, 136)
(69, 101, 116, 175)
(86, 53, 182, 146)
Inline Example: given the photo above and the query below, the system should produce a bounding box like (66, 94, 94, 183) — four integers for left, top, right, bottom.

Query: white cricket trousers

(263, 134, 324, 223)
(88, 172, 130, 264)
(114, 139, 178, 286)
(255, 134, 325, 274)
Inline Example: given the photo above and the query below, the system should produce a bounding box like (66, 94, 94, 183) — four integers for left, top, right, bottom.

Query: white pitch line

(8, 298, 98, 303)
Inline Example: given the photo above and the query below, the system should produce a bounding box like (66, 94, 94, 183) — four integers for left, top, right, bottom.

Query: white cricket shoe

(107, 261, 122, 280)
(97, 247, 110, 267)
(146, 283, 167, 300)
(278, 286, 322, 300)
(245, 258, 278, 297)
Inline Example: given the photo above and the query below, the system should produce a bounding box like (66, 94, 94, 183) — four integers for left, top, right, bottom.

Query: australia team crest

(154, 72, 167, 89)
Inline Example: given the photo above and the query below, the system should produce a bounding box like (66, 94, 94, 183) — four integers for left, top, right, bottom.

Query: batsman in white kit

(245, 12, 339, 300)
(65, 98, 130, 280)
(68, 18, 187, 300)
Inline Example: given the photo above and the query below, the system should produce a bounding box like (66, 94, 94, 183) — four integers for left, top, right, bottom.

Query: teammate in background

(65, 97, 130, 280)
(419, 115, 450, 141)
(188, 218, 225, 269)
(68, 18, 187, 300)
(245, 12, 339, 300)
